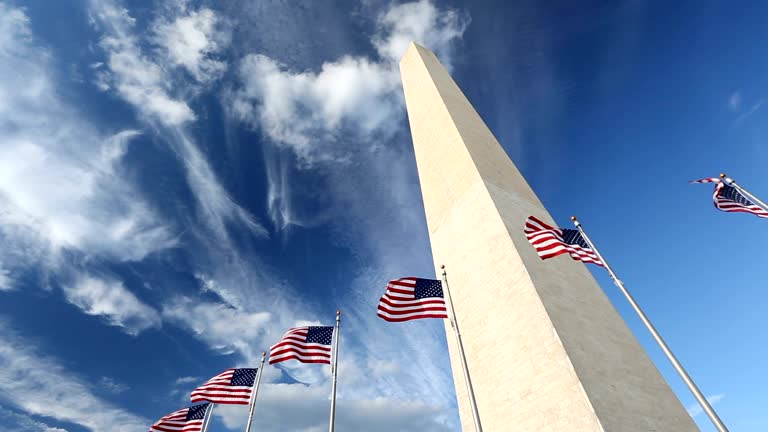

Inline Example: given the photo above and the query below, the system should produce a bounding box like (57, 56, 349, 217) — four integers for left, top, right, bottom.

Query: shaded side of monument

(399, 42, 698, 431)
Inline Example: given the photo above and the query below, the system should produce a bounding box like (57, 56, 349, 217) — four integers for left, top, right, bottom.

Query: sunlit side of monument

(399, 42, 698, 431)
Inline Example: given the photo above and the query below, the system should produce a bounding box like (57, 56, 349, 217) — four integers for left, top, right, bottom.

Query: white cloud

(162, 296, 271, 361)
(728, 91, 741, 111)
(0, 406, 68, 432)
(62, 274, 161, 335)
(89, 0, 194, 125)
(373, 0, 468, 65)
(0, 319, 149, 431)
(152, 7, 229, 82)
(0, 131, 177, 262)
(734, 98, 765, 126)
(174, 376, 199, 385)
(0, 2, 176, 285)
(223, 0, 465, 421)
(686, 393, 725, 418)
(215, 383, 452, 432)
(229, 0, 468, 163)
(231, 55, 400, 161)
(98, 376, 130, 394)
(90, 0, 266, 246)
(0, 264, 11, 291)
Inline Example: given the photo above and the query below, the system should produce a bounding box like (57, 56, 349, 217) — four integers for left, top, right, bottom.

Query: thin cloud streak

(0, 318, 149, 431)
(686, 393, 725, 418)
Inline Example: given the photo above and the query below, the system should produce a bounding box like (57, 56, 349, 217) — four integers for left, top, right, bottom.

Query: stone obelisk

(400, 43, 698, 431)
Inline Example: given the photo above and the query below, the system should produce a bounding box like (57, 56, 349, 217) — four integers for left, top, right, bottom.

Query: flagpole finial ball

(440, 264, 445, 269)
(336, 309, 341, 315)
(570, 216, 577, 221)
(720, 173, 726, 178)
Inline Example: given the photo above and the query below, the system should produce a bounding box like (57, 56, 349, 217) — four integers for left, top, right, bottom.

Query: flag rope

(571, 216, 729, 432)
(441, 266, 483, 432)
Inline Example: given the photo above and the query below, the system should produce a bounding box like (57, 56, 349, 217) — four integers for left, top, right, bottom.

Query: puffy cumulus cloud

(62, 274, 161, 336)
(215, 383, 452, 432)
(0, 3, 176, 282)
(229, 0, 468, 163)
(152, 7, 229, 82)
(230, 55, 400, 161)
(0, 319, 149, 431)
(373, 0, 469, 66)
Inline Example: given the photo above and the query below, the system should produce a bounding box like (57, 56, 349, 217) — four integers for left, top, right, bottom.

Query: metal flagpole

(328, 310, 341, 432)
(571, 216, 729, 432)
(441, 266, 483, 432)
(720, 173, 768, 213)
(244, 352, 266, 432)
(201, 403, 215, 432)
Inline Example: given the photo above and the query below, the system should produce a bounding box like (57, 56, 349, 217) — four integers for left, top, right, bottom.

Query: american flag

(524, 215, 604, 266)
(190, 368, 257, 405)
(691, 178, 768, 218)
(148, 403, 208, 432)
(377, 277, 448, 322)
(269, 326, 334, 365)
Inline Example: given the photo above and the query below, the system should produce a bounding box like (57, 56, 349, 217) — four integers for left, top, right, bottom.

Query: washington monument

(400, 43, 698, 431)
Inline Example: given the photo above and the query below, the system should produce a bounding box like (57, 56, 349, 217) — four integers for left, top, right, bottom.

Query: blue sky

(0, 0, 765, 431)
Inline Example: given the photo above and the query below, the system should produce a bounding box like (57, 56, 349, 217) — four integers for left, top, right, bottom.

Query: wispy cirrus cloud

(0, 318, 148, 431)
(0, 406, 68, 432)
(162, 296, 271, 362)
(0, 2, 176, 280)
(89, 0, 266, 247)
(62, 274, 161, 335)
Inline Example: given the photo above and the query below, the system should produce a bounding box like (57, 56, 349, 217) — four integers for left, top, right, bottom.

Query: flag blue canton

(231, 368, 257, 387)
(186, 404, 208, 420)
(306, 326, 334, 345)
(414, 278, 444, 299)
(561, 228, 590, 248)
(720, 185, 754, 205)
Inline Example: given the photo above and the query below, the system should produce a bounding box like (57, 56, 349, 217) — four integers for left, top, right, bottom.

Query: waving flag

(691, 177, 768, 218)
(524, 216, 603, 266)
(377, 277, 448, 322)
(190, 368, 257, 405)
(149, 403, 208, 432)
(269, 326, 333, 365)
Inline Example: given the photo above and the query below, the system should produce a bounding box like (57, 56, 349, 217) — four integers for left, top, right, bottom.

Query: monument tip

(400, 42, 434, 65)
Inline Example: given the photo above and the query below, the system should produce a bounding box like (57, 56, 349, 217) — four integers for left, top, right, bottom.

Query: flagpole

(441, 266, 483, 432)
(328, 310, 341, 432)
(571, 216, 729, 432)
(244, 352, 266, 432)
(720, 173, 768, 212)
(201, 403, 215, 432)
